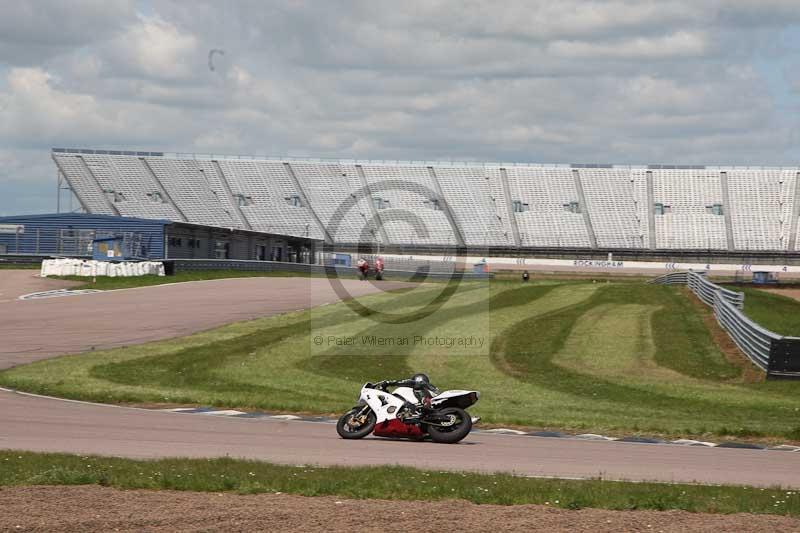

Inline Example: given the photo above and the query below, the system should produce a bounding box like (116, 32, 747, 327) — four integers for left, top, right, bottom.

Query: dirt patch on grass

(1, 485, 798, 533)
(762, 288, 800, 303)
(683, 289, 764, 384)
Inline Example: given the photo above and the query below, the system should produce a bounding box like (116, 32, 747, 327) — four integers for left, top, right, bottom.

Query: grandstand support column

(572, 169, 597, 249)
(284, 162, 333, 244)
(139, 158, 189, 223)
(498, 168, 522, 248)
(211, 161, 251, 230)
(427, 167, 466, 248)
(719, 171, 736, 251)
(51, 155, 86, 213)
(646, 171, 656, 250)
(56, 169, 63, 214)
(789, 172, 800, 251)
(77, 155, 121, 216)
(354, 164, 391, 247)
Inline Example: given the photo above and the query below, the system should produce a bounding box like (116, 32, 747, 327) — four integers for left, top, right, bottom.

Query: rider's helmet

(412, 373, 430, 387)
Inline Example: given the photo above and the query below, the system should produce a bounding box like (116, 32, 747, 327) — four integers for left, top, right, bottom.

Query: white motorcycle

(336, 374, 479, 444)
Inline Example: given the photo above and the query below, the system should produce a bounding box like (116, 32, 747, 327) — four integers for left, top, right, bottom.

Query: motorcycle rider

(374, 256, 385, 281)
(357, 257, 370, 280)
(381, 373, 439, 403)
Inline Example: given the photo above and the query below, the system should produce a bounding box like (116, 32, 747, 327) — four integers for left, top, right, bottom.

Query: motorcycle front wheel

(426, 407, 472, 444)
(336, 408, 376, 439)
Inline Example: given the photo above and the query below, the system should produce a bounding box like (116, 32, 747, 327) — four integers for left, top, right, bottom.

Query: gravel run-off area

(1, 486, 799, 532)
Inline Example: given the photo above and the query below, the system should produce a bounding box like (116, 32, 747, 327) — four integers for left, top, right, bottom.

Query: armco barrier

(652, 271, 800, 378)
(649, 272, 688, 285)
(687, 271, 745, 308)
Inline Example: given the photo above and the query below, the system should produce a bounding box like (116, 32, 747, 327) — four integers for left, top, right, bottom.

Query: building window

(373, 197, 389, 210)
(563, 201, 581, 214)
(512, 200, 529, 213)
(706, 203, 724, 216)
(425, 198, 442, 211)
(235, 194, 253, 207)
(286, 195, 303, 207)
(103, 189, 126, 203)
(654, 203, 672, 215)
(214, 240, 230, 259)
(168, 237, 183, 247)
(147, 191, 165, 203)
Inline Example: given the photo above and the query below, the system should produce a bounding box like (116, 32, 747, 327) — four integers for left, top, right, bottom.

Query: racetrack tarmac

(0, 269, 79, 301)
(0, 274, 413, 369)
(2, 389, 800, 488)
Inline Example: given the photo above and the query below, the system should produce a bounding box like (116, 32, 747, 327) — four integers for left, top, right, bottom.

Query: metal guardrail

(652, 271, 800, 377)
(687, 271, 744, 309)
(714, 295, 774, 370)
(649, 272, 689, 285)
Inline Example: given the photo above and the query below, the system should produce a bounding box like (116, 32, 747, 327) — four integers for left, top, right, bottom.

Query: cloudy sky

(2, 0, 800, 215)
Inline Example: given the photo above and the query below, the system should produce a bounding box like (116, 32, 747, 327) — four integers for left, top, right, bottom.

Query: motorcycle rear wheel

(426, 407, 472, 444)
(337, 408, 376, 439)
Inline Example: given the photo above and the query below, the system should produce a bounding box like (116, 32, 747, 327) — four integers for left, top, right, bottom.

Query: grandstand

(51, 149, 800, 255)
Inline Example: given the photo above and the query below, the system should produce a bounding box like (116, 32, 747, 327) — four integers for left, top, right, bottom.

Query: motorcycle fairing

(361, 384, 406, 424)
(430, 390, 480, 409)
(373, 418, 424, 438)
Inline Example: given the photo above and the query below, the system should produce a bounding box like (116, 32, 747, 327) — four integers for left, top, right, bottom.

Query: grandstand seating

(579, 168, 646, 248)
(52, 150, 800, 252)
(727, 170, 795, 251)
(505, 166, 591, 247)
(360, 165, 457, 246)
(53, 154, 116, 216)
(434, 167, 513, 247)
(215, 160, 324, 239)
(144, 158, 237, 228)
(651, 169, 728, 249)
(289, 162, 379, 244)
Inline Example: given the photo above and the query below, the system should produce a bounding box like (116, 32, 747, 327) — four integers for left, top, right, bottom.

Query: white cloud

(104, 15, 200, 81)
(548, 31, 708, 59)
(1, 0, 800, 215)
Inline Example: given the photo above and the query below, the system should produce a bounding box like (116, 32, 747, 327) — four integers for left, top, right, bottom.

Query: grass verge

(730, 285, 800, 336)
(2, 451, 799, 515)
(0, 263, 40, 270)
(51, 269, 358, 291)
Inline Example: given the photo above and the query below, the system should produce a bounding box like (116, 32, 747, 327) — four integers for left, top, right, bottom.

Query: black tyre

(427, 407, 472, 444)
(336, 408, 376, 439)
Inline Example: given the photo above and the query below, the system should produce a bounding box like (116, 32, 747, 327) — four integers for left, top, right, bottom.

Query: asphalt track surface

(2, 271, 800, 488)
(0, 273, 413, 369)
(3, 389, 800, 488)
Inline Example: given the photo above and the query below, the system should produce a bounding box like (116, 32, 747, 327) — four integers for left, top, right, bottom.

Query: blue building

(0, 213, 317, 262)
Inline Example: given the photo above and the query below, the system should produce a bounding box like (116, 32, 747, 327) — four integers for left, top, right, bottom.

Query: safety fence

(651, 271, 800, 378)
